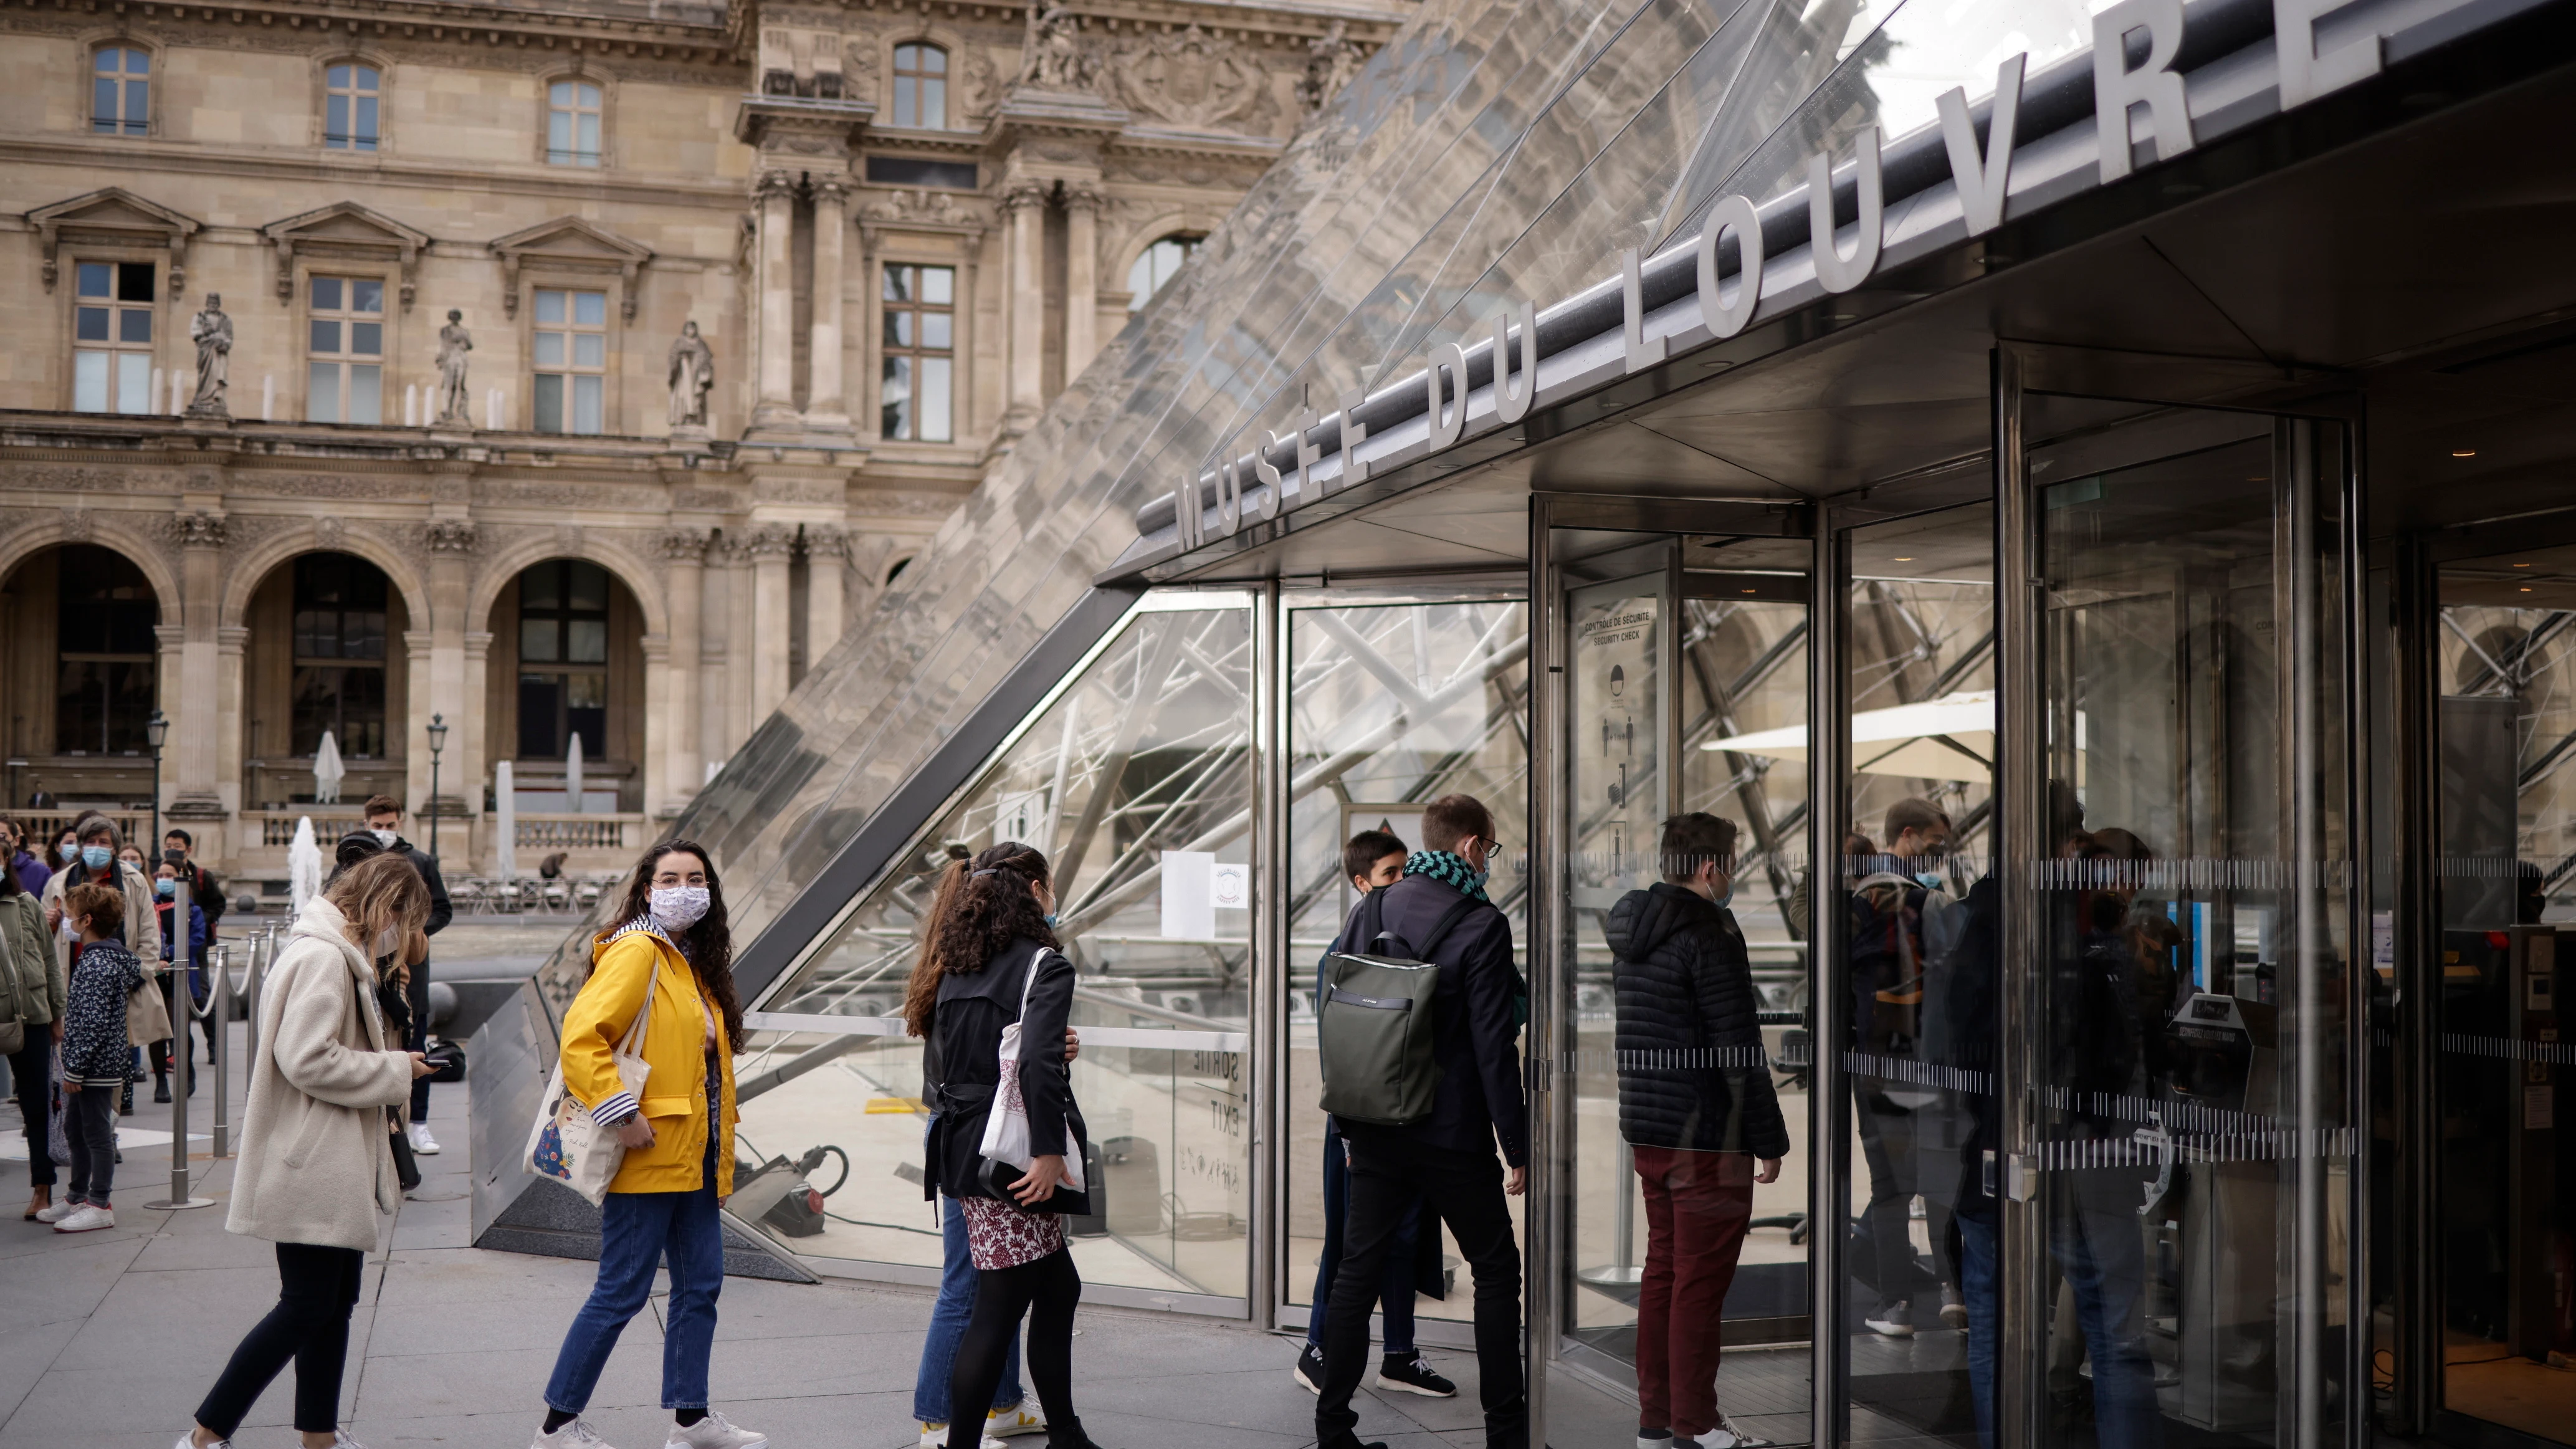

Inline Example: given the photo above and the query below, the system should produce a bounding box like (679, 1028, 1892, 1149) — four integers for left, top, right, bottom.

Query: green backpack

(1318, 890, 1480, 1127)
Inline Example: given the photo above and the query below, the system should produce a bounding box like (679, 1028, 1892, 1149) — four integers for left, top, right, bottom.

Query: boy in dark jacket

(47, 882, 142, 1233)
(1315, 795, 1527, 1449)
(1608, 812, 1788, 1449)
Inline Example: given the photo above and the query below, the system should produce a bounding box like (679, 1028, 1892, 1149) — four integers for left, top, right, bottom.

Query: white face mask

(649, 884, 712, 932)
(373, 925, 401, 960)
(371, 828, 398, 848)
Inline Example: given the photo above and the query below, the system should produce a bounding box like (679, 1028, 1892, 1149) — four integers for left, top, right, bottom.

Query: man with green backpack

(1313, 793, 1529, 1449)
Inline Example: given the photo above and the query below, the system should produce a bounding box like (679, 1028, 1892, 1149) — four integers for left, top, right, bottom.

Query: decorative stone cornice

(259, 201, 431, 311)
(802, 524, 849, 560)
(659, 527, 712, 562)
(998, 181, 1054, 216)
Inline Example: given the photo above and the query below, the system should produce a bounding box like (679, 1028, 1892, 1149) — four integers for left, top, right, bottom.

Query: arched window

(547, 79, 602, 166)
(325, 63, 381, 150)
(1127, 234, 1201, 312)
(92, 46, 149, 136)
(55, 545, 158, 754)
(891, 44, 947, 129)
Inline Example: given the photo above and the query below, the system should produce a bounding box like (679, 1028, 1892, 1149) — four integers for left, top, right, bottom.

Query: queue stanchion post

(142, 956, 214, 1210)
(209, 942, 230, 1158)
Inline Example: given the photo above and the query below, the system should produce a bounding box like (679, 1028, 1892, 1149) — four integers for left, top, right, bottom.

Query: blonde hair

(322, 853, 428, 959)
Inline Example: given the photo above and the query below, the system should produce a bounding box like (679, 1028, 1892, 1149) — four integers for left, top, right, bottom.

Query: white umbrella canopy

(565, 734, 584, 815)
(495, 760, 518, 882)
(312, 730, 345, 804)
(1704, 690, 1995, 782)
(289, 816, 323, 914)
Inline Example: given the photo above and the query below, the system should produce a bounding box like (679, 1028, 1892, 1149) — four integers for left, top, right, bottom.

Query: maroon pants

(1632, 1145, 1757, 1437)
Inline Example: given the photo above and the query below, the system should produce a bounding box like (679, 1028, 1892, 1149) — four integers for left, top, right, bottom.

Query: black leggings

(7, 1036, 54, 1188)
(946, 1247, 1083, 1449)
(197, 1242, 366, 1437)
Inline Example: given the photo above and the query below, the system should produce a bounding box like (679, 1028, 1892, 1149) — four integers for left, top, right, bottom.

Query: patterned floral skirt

(961, 1192, 1067, 1270)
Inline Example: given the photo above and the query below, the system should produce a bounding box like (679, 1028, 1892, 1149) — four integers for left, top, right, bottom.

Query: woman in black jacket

(904, 842, 1104, 1449)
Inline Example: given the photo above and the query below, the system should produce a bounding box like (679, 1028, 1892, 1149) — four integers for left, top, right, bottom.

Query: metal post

(209, 942, 230, 1157)
(143, 955, 214, 1210)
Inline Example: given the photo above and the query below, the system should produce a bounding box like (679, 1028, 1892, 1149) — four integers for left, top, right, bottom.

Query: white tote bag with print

(976, 947, 1085, 1191)
(523, 955, 659, 1205)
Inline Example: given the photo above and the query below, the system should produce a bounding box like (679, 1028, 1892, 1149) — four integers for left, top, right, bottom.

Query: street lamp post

(145, 709, 168, 856)
(426, 714, 447, 866)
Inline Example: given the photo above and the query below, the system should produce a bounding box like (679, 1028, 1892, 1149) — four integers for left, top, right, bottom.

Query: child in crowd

(44, 882, 142, 1233)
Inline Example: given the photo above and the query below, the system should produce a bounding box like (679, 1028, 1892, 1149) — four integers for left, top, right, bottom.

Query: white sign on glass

(1162, 850, 1216, 939)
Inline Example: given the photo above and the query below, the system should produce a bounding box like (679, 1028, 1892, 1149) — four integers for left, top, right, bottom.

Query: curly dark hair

(902, 841, 1058, 1038)
(605, 838, 743, 1053)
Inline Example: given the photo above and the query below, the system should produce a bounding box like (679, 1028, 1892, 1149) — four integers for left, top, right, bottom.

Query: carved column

(708, 533, 750, 763)
(808, 178, 852, 432)
(751, 171, 802, 432)
(639, 629, 671, 818)
(214, 624, 247, 856)
(1063, 184, 1103, 383)
(168, 508, 227, 821)
(803, 525, 848, 666)
(462, 628, 492, 866)
(403, 627, 436, 816)
(743, 524, 798, 720)
(420, 517, 477, 829)
(659, 528, 708, 809)
(1001, 183, 1049, 429)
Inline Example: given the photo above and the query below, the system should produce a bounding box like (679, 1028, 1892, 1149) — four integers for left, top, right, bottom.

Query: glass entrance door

(2001, 395, 2359, 1449)
(1542, 526, 1815, 1449)
(2426, 545, 2576, 1448)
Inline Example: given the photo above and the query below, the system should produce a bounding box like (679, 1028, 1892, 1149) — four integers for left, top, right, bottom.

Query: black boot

(119, 1080, 135, 1116)
(1045, 1418, 1107, 1449)
(153, 1073, 171, 1104)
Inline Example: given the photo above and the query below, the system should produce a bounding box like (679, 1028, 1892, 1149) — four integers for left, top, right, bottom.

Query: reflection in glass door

(2012, 403, 2357, 1449)
(1545, 528, 1814, 1449)
(2430, 547, 2576, 1448)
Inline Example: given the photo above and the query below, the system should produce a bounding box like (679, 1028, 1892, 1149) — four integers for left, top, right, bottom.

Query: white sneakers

(535, 1418, 616, 1449)
(1639, 1414, 1768, 1449)
(665, 1410, 767, 1448)
(987, 1404, 1047, 1438)
(32, 1200, 78, 1224)
(919, 1421, 1007, 1449)
(52, 1204, 114, 1233)
(409, 1122, 442, 1155)
(173, 1435, 229, 1449)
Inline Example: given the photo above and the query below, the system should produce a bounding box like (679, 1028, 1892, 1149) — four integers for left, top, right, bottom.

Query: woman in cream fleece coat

(178, 853, 436, 1449)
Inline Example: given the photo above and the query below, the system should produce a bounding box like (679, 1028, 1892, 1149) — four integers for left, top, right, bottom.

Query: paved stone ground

(0, 1021, 1494, 1449)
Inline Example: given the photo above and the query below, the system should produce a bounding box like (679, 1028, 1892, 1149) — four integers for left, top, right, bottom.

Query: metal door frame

(1990, 343, 2370, 1449)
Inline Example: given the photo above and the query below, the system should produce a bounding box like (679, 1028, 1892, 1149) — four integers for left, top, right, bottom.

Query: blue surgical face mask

(80, 845, 111, 871)
(1044, 912, 1059, 929)
(1710, 875, 1734, 909)
(155, 879, 176, 898)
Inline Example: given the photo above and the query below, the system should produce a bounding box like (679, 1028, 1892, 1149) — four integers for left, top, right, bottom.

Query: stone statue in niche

(668, 320, 715, 430)
(186, 293, 231, 418)
(435, 309, 472, 423)
(1019, 4, 1094, 92)
(1299, 21, 1366, 112)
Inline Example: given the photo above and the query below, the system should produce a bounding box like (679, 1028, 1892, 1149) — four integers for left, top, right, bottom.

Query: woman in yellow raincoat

(533, 839, 763, 1449)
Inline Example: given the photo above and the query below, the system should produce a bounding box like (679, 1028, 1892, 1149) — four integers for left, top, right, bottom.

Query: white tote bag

(524, 955, 659, 1205)
(976, 947, 1086, 1190)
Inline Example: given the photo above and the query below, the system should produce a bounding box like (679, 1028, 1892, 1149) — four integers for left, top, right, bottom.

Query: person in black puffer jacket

(1607, 811, 1787, 1449)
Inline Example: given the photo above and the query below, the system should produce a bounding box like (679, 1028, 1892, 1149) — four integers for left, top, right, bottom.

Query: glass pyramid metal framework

(472, 0, 2097, 1286)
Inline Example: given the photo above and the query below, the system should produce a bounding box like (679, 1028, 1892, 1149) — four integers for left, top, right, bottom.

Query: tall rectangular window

(547, 80, 601, 166)
(290, 553, 389, 758)
(325, 64, 380, 150)
(92, 47, 148, 136)
(892, 44, 947, 128)
(515, 558, 612, 760)
(306, 275, 384, 424)
(55, 544, 158, 755)
(882, 263, 953, 442)
(533, 288, 608, 435)
(72, 261, 155, 414)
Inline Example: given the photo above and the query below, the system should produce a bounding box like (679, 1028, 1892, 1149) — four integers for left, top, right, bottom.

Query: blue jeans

(1305, 1119, 1418, 1354)
(2051, 1175, 2163, 1449)
(545, 1185, 725, 1413)
(914, 1193, 1025, 1423)
(1958, 1214, 1998, 1449)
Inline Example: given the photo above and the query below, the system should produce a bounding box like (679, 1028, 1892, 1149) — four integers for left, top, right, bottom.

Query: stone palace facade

(0, 0, 1393, 887)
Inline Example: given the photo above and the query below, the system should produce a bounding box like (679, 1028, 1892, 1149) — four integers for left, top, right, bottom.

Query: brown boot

(23, 1187, 50, 1221)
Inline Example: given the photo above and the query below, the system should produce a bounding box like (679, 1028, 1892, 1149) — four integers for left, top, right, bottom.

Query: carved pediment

(489, 217, 656, 319)
(259, 201, 433, 310)
(29, 188, 202, 292)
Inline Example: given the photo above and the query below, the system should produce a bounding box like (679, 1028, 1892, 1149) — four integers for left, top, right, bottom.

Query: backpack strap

(1414, 894, 1484, 960)
(1359, 884, 1484, 960)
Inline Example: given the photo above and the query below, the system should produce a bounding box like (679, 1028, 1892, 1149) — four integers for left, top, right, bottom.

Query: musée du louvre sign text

(1168, 0, 2385, 550)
